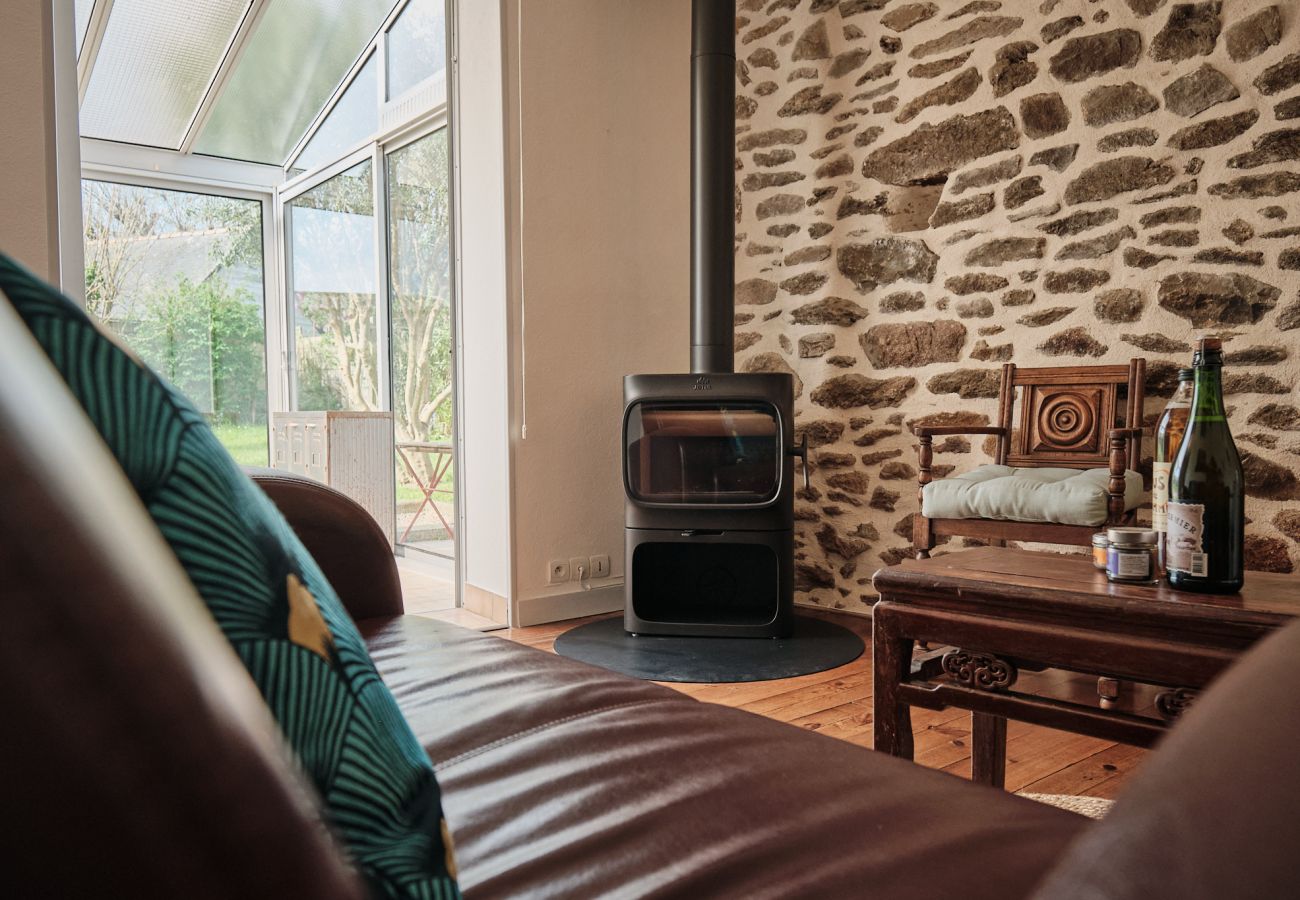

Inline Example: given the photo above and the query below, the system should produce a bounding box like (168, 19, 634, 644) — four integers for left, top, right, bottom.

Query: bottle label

(1166, 501, 1207, 577)
(1152, 461, 1171, 533)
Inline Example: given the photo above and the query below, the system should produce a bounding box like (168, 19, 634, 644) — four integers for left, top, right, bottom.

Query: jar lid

(1091, 533, 1111, 548)
(1107, 526, 1158, 546)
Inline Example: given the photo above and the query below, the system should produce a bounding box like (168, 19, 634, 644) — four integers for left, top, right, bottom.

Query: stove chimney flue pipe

(690, 0, 736, 375)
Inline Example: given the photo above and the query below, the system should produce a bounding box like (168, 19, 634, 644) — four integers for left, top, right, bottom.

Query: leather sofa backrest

(1032, 614, 1300, 899)
(0, 297, 365, 899)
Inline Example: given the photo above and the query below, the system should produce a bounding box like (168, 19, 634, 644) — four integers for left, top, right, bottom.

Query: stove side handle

(789, 432, 809, 490)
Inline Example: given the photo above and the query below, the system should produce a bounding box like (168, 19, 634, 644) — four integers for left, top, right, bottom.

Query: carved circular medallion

(1037, 392, 1096, 449)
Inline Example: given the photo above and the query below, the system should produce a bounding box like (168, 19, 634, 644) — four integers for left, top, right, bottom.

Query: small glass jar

(1106, 527, 1158, 583)
(1091, 533, 1110, 570)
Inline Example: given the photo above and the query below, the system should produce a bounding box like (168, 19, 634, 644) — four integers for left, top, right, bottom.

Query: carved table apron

(871, 547, 1300, 789)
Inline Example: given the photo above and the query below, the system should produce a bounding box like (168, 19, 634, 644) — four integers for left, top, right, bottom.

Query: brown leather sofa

(2, 302, 1298, 898)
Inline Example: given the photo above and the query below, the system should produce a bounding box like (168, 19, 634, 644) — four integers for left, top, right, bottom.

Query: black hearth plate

(553, 615, 864, 683)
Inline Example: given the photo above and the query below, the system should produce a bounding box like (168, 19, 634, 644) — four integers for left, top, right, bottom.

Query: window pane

(386, 0, 446, 100)
(388, 129, 454, 551)
(289, 55, 379, 178)
(195, 0, 395, 164)
(79, 0, 249, 149)
(81, 180, 269, 464)
(288, 160, 379, 412)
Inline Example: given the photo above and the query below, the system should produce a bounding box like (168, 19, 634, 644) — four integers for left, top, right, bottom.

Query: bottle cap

(1198, 336, 1223, 353)
(1178, 367, 1194, 381)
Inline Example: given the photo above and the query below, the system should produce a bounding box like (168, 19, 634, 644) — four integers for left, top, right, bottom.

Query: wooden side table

(871, 548, 1300, 788)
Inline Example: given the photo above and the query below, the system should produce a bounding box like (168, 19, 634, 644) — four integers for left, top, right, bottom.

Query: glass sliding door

(387, 129, 456, 561)
(286, 159, 380, 412)
(80, 179, 269, 464)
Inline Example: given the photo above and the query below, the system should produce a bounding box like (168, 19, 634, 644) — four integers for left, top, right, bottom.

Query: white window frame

(78, 141, 287, 449)
(73, 0, 464, 595)
(277, 0, 460, 580)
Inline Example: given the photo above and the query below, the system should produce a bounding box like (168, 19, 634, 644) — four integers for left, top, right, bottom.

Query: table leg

(971, 712, 1007, 788)
(872, 603, 914, 760)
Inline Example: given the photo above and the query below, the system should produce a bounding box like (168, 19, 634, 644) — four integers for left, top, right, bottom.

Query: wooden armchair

(912, 360, 1146, 559)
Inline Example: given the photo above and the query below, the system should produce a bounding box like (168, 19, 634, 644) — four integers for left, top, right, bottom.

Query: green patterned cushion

(0, 255, 460, 900)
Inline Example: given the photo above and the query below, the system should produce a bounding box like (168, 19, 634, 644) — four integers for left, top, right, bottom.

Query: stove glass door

(625, 402, 781, 505)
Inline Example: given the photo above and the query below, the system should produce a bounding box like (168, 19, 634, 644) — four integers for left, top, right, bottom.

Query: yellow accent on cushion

(286, 573, 335, 662)
(441, 818, 458, 879)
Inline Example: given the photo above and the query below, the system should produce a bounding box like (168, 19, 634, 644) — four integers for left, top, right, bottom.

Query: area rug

(553, 615, 864, 683)
(1018, 792, 1114, 819)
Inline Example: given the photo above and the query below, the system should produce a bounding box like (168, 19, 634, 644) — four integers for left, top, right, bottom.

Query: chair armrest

(914, 426, 1007, 494)
(911, 426, 1008, 437)
(246, 468, 404, 621)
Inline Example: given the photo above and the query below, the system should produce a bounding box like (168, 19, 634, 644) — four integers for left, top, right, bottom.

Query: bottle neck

(1191, 363, 1226, 421)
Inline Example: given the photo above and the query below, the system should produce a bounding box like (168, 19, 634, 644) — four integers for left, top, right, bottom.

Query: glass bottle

(1152, 368, 1194, 573)
(1166, 338, 1245, 594)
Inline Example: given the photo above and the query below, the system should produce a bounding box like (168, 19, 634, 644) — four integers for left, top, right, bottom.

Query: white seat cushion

(921, 465, 1145, 528)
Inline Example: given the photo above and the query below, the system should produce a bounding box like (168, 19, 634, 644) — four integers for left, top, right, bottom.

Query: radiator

(271, 411, 395, 545)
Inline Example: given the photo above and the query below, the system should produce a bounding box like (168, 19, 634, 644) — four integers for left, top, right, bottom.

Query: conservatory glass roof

(73, 0, 409, 166)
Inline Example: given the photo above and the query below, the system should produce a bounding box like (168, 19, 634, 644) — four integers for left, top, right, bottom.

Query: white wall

(454, 0, 514, 609)
(505, 0, 690, 623)
(0, 0, 81, 290)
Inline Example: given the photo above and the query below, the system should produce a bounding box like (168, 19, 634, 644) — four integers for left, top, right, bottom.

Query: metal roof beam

(76, 0, 114, 105)
(179, 0, 273, 156)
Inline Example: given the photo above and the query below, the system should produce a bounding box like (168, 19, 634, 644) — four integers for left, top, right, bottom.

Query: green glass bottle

(1166, 337, 1244, 593)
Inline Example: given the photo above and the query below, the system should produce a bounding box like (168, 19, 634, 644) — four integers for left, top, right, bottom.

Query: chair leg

(913, 514, 934, 560)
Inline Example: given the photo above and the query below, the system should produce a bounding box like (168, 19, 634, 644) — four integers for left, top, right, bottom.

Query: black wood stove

(622, 0, 804, 638)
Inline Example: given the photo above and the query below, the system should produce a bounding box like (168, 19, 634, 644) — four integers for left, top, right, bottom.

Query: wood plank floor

(497, 607, 1147, 800)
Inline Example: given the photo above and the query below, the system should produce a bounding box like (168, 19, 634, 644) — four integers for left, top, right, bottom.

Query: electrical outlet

(570, 556, 590, 582)
(591, 554, 611, 578)
(548, 559, 570, 584)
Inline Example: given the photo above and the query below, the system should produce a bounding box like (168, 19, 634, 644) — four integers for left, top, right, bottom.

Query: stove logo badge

(692, 376, 712, 391)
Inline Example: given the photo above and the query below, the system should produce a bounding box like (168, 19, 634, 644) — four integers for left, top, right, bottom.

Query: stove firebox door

(625, 402, 781, 507)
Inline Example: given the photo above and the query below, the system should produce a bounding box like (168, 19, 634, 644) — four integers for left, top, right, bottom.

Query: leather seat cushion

(364, 616, 1089, 900)
(922, 465, 1144, 528)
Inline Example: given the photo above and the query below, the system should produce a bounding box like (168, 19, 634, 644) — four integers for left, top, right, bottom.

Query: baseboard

(794, 598, 874, 620)
(515, 582, 624, 627)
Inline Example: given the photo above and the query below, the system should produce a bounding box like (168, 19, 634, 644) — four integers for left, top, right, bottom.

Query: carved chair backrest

(995, 360, 1145, 472)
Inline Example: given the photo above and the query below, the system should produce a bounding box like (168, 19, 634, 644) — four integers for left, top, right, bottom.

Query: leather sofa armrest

(247, 468, 404, 621)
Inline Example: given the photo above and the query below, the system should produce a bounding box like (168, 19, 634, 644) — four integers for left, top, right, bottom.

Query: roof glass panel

(289, 54, 379, 177)
(79, 0, 250, 150)
(195, 0, 396, 165)
(75, 0, 94, 57)
(386, 0, 445, 100)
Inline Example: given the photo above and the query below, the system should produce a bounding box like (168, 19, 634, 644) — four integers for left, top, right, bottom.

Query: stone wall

(732, 0, 1300, 614)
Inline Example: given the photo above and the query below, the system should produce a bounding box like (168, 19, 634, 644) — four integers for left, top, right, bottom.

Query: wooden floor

(499, 608, 1147, 800)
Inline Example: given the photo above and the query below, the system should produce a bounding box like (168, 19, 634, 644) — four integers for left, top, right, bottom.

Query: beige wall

(506, 0, 690, 622)
(0, 1, 63, 281)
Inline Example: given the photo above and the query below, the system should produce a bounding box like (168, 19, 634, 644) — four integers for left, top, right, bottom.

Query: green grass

(213, 423, 270, 467)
